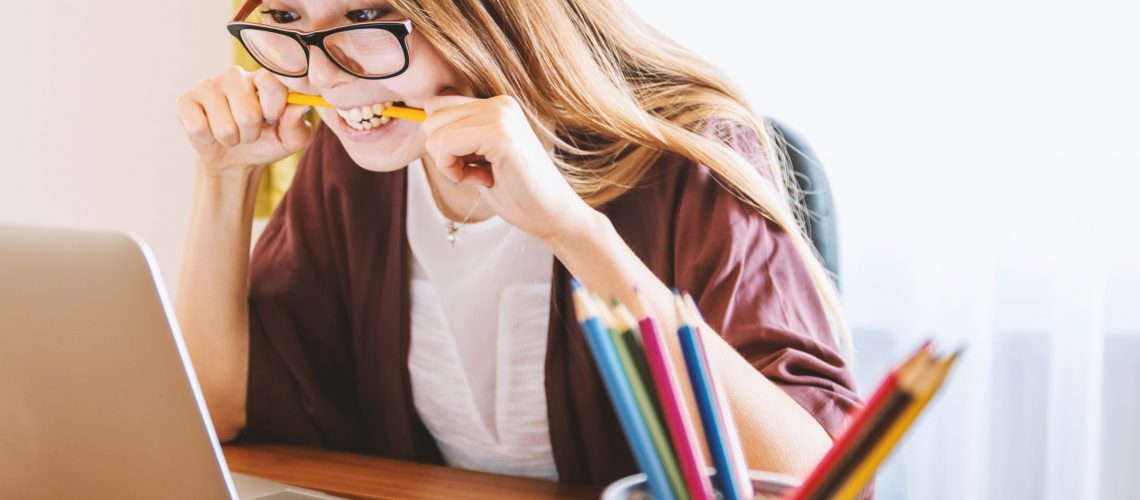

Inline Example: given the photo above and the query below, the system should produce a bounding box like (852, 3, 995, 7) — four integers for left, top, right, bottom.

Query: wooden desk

(223, 444, 602, 499)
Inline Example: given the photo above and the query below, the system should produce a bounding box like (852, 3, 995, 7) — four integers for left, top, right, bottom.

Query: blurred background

(2, 1, 1137, 498)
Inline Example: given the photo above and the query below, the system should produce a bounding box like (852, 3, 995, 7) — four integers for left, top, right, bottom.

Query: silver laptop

(0, 225, 340, 499)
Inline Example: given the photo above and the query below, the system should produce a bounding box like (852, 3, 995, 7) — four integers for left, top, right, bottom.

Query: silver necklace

(426, 175, 484, 245)
(444, 193, 484, 245)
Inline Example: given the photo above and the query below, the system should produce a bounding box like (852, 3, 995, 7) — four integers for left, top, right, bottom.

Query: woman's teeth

(336, 101, 397, 131)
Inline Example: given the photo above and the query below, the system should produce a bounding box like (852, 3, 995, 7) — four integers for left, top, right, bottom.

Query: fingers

(177, 93, 214, 146)
(424, 97, 525, 189)
(196, 84, 241, 148)
(177, 65, 321, 171)
(178, 66, 297, 151)
(423, 94, 475, 115)
(458, 165, 494, 188)
(221, 69, 264, 144)
(423, 95, 480, 135)
(253, 69, 288, 126)
(277, 104, 314, 154)
(424, 115, 494, 184)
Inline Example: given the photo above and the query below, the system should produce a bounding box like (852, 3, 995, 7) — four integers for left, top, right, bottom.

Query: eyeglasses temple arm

(233, 0, 263, 23)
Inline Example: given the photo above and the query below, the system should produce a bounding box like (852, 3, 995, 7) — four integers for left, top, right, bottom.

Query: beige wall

(0, 1, 229, 292)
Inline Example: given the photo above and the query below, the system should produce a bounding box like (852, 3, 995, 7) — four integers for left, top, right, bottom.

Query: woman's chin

(334, 132, 423, 172)
(348, 153, 416, 172)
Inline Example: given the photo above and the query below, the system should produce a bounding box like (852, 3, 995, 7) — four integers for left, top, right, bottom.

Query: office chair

(765, 118, 840, 290)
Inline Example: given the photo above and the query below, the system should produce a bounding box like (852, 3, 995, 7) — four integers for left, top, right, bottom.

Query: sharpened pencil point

(682, 293, 705, 324)
(570, 278, 583, 291)
(952, 345, 967, 359)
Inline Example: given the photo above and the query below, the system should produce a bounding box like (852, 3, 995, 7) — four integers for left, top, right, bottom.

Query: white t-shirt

(405, 159, 558, 480)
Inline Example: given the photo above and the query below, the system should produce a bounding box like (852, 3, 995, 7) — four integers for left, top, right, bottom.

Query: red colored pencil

(788, 342, 933, 500)
(639, 314, 715, 500)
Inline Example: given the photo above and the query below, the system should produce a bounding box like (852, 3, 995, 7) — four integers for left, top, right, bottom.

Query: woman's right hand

(177, 66, 313, 173)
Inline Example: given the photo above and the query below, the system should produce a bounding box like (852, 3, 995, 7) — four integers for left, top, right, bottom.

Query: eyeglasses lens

(324, 29, 405, 77)
(240, 30, 308, 77)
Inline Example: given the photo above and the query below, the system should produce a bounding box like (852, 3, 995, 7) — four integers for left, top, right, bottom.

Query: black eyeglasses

(226, 20, 413, 80)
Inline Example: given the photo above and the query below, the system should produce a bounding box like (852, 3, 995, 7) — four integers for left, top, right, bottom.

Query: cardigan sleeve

(673, 122, 861, 440)
(238, 126, 357, 446)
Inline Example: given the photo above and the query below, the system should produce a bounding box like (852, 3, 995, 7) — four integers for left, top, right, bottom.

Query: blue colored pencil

(571, 280, 675, 500)
(675, 292, 754, 500)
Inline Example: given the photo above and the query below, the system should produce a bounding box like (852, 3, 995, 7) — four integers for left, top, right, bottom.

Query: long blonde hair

(392, 0, 850, 354)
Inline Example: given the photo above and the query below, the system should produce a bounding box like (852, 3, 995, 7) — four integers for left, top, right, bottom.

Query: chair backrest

(765, 118, 840, 289)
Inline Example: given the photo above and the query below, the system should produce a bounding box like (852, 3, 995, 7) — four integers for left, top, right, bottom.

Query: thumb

(277, 104, 314, 153)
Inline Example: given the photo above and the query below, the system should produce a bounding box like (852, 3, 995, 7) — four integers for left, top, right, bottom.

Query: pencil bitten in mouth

(336, 101, 403, 131)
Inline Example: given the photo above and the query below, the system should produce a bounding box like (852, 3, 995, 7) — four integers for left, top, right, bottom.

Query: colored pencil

(832, 349, 961, 500)
(790, 341, 960, 500)
(286, 92, 427, 121)
(567, 282, 959, 500)
(605, 300, 689, 500)
(789, 376, 896, 500)
(570, 281, 675, 500)
(675, 293, 753, 500)
(610, 300, 664, 415)
(284, 92, 331, 108)
(679, 293, 752, 500)
(808, 354, 928, 499)
(635, 297, 715, 500)
(287, 91, 492, 167)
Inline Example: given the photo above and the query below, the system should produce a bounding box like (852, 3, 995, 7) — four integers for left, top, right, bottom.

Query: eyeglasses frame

(227, 4, 413, 80)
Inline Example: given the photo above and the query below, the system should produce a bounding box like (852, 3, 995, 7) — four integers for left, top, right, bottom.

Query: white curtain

(846, 249, 1140, 499)
(629, 1, 1140, 498)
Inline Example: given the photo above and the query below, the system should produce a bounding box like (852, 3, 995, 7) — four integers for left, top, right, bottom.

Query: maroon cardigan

(239, 123, 860, 487)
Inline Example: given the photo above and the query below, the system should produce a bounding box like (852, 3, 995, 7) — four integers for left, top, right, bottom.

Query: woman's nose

(305, 48, 353, 90)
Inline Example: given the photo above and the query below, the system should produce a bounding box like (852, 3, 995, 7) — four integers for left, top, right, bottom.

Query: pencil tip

(681, 292, 705, 322)
(949, 345, 966, 360)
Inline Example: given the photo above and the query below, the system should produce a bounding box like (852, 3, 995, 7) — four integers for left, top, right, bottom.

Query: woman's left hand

(422, 95, 594, 243)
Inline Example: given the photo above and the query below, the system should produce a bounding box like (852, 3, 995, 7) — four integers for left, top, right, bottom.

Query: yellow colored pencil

(284, 92, 331, 108)
(381, 106, 428, 122)
(832, 350, 961, 500)
(286, 92, 427, 122)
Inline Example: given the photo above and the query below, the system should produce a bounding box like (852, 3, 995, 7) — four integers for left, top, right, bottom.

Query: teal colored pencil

(571, 282, 675, 500)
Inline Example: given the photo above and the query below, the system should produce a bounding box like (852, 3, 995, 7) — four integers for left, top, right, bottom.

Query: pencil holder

(601, 469, 800, 500)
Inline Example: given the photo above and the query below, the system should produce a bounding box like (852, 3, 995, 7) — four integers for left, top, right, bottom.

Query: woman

(175, 0, 860, 486)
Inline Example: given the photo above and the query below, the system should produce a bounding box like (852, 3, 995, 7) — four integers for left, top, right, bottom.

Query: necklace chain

(424, 167, 484, 245)
(444, 193, 484, 245)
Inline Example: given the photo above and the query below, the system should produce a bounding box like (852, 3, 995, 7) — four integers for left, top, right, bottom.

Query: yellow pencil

(381, 106, 428, 122)
(286, 92, 427, 122)
(832, 350, 961, 500)
(284, 92, 331, 108)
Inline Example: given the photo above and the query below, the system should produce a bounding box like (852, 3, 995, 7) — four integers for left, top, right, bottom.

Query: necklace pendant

(445, 221, 458, 245)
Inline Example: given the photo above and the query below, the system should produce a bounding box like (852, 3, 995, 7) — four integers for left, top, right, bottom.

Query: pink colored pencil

(639, 314, 715, 500)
